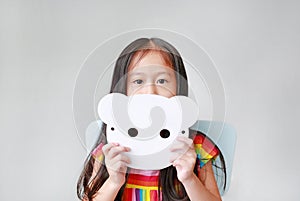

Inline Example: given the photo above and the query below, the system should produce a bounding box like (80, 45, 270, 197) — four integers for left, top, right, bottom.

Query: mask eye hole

(160, 129, 170, 138)
(128, 128, 138, 137)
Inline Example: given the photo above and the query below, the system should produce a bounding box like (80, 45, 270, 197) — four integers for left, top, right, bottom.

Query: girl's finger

(108, 161, 128, 173)
(170, 150, 196, 163)
(176, 136, 194, 147)
(169, 152, 182, 163)
(172, 158, 185, 168)
(172, 151, 196, 165)
(107, 146, 130, 159)
(173, 159, 194, 171)
(102, 143, 130, 158)
(110, 154, 131, 165)
(115, 160, 128, 169)
(170, 140, 194, 154)
(102, 143, 115, 156)
(169, 141, 186, 152)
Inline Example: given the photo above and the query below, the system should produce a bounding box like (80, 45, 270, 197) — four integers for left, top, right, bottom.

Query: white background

(0, 1, 299, 200)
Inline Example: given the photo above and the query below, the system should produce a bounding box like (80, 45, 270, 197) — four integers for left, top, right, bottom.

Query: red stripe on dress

(127, 173, 159, 186)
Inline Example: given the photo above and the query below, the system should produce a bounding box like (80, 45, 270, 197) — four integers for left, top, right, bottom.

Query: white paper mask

(97, 93, 199, 170)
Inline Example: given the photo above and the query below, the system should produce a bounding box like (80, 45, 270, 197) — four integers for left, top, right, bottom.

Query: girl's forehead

(128, 50, 173, 72)
(127, 65, 175, 76)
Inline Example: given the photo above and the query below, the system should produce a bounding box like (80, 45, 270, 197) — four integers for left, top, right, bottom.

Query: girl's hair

(77, 38, 226, 200)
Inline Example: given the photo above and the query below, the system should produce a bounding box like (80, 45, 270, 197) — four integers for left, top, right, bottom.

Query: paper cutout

(97, 93, 199, 170)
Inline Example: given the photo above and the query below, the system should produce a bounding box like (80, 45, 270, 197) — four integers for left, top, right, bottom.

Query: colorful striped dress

(122, 169, 161, 201)
(92, 134, 219, 201)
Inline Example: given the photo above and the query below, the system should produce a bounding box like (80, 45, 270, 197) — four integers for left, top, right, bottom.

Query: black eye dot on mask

(160, 129, 170, 138)
(181, 130, 185, 134)
(128, 128, 138, 137)
(111, 127, 114, 131)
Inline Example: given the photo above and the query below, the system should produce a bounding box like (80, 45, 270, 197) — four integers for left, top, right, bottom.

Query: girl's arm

(171, 136, 222, 201)
(182, 161, 221, 201)
(88, 178, 123, 201)
(85, 143, 130, 201)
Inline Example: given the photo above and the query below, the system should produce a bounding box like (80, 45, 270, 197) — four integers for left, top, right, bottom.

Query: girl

(77, 38, 226, 201)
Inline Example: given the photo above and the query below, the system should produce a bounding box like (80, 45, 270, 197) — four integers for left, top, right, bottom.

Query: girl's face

(126, 51, 177, 98)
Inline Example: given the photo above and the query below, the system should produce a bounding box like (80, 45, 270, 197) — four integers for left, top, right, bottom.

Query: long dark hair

(77, 38, 226, 200)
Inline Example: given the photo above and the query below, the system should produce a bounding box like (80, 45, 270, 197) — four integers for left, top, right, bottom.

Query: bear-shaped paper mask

(97, 93, 199, 170)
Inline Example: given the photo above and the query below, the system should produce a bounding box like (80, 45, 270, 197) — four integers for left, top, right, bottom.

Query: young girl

(77, 38, 226, 201)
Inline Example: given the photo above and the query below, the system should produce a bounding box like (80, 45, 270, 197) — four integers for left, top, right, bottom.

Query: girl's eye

(157, 79, 168, 84)
(133, 79, 143, 84)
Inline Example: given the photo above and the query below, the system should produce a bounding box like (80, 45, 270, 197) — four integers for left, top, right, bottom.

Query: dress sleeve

(193, 134, 219, 168)
(91, 143, 104, 162)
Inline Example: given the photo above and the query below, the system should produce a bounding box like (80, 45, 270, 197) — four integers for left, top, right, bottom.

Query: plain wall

(0, 1, 299, 200)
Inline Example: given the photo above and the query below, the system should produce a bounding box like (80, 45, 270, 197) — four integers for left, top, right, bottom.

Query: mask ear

(97, 93, 114, 125)
(173, 96, 199, 129)
(97, 93, 128, 125)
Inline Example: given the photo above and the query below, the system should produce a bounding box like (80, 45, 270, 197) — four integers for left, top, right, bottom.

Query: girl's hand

(102, 143, 131, 187)
(170, 136, 197, 183)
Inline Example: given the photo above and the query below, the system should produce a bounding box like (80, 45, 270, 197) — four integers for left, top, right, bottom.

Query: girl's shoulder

(192, 133, 219, 168)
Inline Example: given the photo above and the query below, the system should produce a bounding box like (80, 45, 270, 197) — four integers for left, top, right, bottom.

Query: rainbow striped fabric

(91, 134, 219, 201)
(194, 134, 219, 168)
(122, 169, 161, 201)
